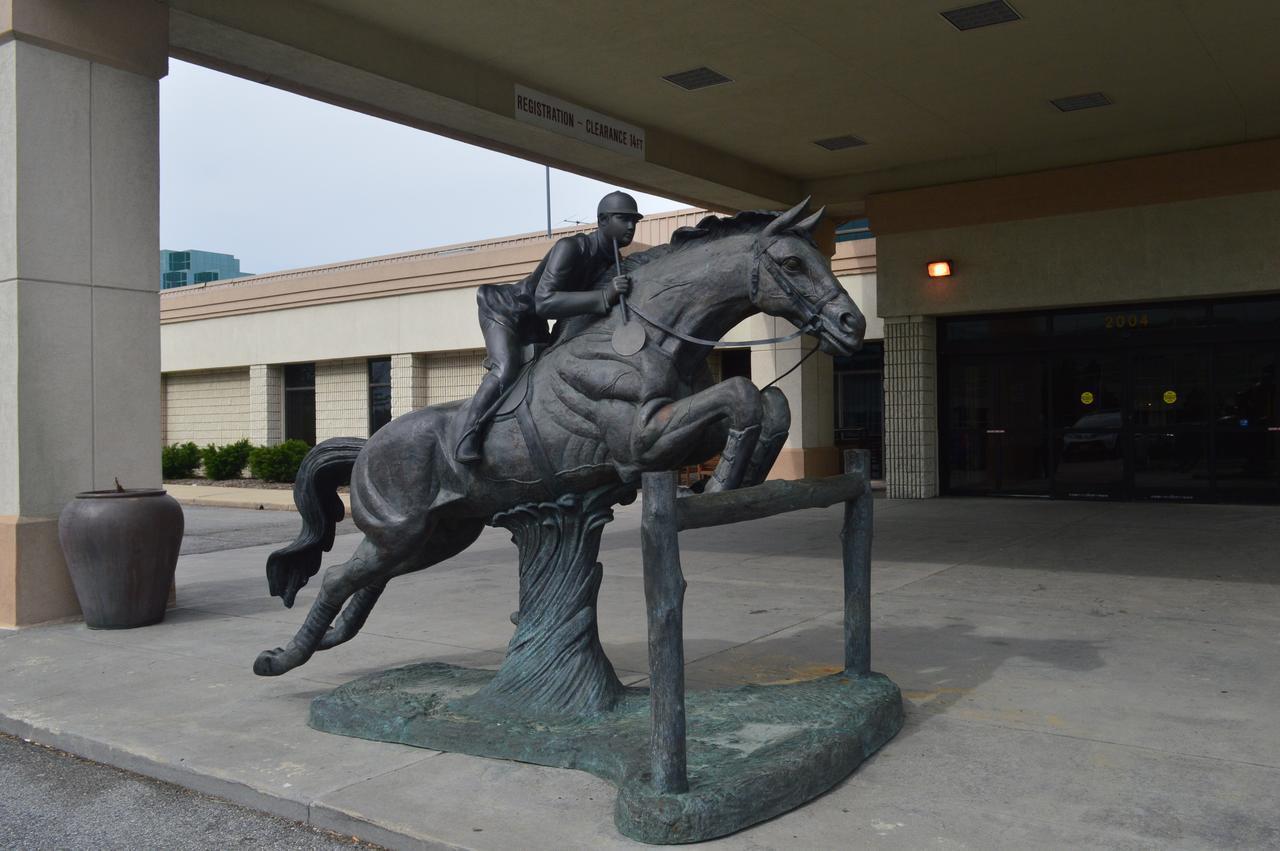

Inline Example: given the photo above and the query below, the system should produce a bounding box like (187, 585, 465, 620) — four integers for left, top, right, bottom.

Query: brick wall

(316, 358, 369, 442)
(162, 368, 252, 446)
(425, 350, 486, 406)
(883, 316, 938, 498)
(391, 353, 429, 417)
(249, 364, 283, 446)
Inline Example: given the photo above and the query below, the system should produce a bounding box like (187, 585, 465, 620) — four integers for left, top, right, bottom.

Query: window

(284, 363, 316, 445)
(368, 358, 391, 435)
(833, 342, 885, 479)
(161, 271, 187, 289)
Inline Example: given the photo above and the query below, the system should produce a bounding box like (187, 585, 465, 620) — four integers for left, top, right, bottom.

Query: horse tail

(266, 437, 365, 608)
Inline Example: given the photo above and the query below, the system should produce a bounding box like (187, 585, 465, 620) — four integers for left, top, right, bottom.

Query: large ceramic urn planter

(58, 489, 184, 629)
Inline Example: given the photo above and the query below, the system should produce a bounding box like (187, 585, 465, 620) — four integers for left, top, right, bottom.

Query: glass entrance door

(944, 355, 1048, 495)
(1214, 344, 1280, 502)
(1051, 351, 1125, 498)
(940, 297, 1280, 504)
(1049, 348, 1212, 499)
(1129, 349, 1211, 499)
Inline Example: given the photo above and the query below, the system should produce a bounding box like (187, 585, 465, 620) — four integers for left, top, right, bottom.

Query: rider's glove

(606, 275, 632, 307)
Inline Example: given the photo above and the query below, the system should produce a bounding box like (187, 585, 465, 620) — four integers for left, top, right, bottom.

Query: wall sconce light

(927, 260, 953, 278)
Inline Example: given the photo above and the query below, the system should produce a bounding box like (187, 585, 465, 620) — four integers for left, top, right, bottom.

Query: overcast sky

(159, 60, 686, 275)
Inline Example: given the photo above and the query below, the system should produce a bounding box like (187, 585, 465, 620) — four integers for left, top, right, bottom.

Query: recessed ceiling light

(814, 135, 868, 151)
(941, 0, 1021, 31)
(662, 67, 733, 91)
(1051, 92, 1113, 112)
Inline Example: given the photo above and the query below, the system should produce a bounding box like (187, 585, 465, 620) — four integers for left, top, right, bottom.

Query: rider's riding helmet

(597, 191, 644, 221)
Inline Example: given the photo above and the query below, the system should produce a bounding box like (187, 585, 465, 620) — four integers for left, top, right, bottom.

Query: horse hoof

(253, 648, 287, 676)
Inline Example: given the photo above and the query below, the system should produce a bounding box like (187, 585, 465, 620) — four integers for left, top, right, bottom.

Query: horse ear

(762, 196, 811, 238)
(795, 206, 826, 238)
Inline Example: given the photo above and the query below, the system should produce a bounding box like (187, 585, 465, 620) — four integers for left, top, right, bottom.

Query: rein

(622, 236, 838, 350)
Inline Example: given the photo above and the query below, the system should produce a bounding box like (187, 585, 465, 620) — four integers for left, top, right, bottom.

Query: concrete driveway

(1, 498, 1276, 849)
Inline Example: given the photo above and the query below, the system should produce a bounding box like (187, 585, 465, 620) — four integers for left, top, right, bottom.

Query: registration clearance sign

(514, 85, 646, 160)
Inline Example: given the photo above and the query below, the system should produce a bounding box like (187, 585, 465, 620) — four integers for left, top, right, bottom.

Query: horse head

(753, 198, 866, 358)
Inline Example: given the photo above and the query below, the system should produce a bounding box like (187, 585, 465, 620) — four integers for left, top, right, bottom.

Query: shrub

(161, 441, 202, 479)
(248, 440, 311, 483)
(201, 439, 253, 480)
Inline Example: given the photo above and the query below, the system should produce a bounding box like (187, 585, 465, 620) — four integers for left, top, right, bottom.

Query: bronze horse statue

(254, 199, 866, 676)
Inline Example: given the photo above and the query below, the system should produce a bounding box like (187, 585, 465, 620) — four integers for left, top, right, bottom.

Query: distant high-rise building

(160, 249, 250, 289)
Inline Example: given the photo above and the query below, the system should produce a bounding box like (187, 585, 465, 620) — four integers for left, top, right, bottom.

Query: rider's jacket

(477, 232, 615, 345)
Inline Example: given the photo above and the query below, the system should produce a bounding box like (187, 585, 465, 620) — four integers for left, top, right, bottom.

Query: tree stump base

(458, 485, 633, 719)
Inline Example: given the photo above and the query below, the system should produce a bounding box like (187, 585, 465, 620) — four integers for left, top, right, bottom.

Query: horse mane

(599, 208, 810, 285)
(552, 205, 820, 344)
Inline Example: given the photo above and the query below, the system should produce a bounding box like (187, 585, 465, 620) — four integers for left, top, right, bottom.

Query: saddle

(489, 343, 542, 420)
(477, 344, 562, 493)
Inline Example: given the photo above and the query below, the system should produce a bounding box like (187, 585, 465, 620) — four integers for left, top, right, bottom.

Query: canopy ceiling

(169, 0, 1280, 216)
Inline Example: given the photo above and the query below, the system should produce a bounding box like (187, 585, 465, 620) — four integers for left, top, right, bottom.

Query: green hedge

(161, 441, 201, 479)
(201, 439, 253, 480)
(248, 440, 311, 483)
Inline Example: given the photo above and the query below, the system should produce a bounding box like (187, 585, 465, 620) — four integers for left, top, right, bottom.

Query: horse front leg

(741, 385, 791, 488)
(631, 376, 763, 492)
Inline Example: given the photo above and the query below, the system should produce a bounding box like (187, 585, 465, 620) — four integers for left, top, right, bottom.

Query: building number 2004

(1104, 313, 1149, 330)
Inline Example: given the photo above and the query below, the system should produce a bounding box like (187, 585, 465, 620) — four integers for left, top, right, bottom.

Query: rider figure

(454, 190, 643, 464)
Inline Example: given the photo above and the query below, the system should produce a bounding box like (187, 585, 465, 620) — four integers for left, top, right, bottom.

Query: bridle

(622, 235, 843, 349)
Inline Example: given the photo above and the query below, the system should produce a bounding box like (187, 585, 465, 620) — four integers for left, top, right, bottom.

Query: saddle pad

(493, 357, 536, 419)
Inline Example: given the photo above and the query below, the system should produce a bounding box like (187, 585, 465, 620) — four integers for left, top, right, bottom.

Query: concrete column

(0, 1, 168, 627)
(883, 315, 939, 498)
(390, 353, 428, 418)
(751, 322, 839, 480)
(248, 364, 283, 446)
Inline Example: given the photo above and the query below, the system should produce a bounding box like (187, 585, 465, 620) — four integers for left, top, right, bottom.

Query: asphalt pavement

(180, 506, 358, 555)
(0, 732, 377, 850)
(4, 509, 372, 851)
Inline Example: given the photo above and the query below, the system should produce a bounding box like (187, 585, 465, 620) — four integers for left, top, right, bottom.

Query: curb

(0, 712, 456, 851)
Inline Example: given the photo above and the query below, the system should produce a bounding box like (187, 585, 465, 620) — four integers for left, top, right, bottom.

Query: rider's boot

(702, 424, 761, 494)
(455, 373, 503, 464)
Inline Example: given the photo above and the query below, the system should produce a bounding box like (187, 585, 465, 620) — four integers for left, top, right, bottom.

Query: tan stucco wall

(162, 368, 250, 446)
(877, 190, 1280, 319)
(162, 287, 486, 372)
(838, 273, 881, 339)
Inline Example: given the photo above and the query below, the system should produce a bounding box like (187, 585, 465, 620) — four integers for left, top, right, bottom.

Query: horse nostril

(838, 312, 860, 334)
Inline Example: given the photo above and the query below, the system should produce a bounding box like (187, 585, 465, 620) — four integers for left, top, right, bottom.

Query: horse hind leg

(254, 536, 407, 676)
(316, 518, 486, 652)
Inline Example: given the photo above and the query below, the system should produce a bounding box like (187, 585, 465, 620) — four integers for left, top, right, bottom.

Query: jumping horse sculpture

(255, 198, 865, 677)
(258, 198, 903, 844)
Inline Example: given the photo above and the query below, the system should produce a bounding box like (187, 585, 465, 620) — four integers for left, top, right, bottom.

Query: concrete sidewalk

(2, 497, 1278, 849)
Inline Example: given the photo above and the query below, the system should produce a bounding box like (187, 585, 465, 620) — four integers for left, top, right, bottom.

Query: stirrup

(454, 429, 484, 464)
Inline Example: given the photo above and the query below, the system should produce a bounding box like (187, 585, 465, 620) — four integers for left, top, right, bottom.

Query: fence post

(841, 450, 873, 675)
(640, 468, 691, 793)
(640, 471, 689, 793)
